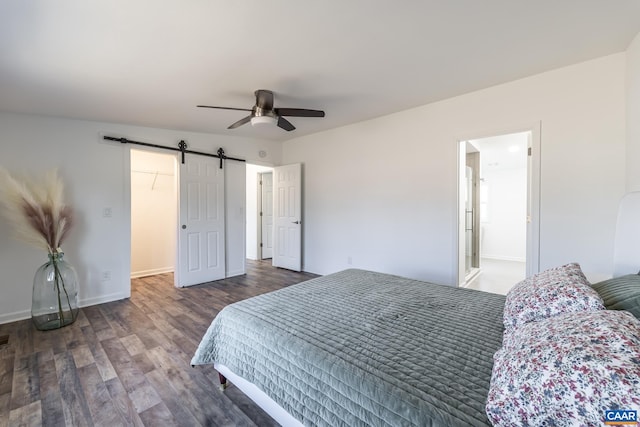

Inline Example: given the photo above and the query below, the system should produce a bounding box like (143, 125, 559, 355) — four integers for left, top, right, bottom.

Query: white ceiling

(1, 1, 639, 142)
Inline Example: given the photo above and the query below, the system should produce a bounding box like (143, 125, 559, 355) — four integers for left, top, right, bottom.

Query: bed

(192, 268, 506, 426)
(192, 193, 640, 427)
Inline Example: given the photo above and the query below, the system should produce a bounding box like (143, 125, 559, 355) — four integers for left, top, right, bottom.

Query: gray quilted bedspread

(191, 269, 506, 427)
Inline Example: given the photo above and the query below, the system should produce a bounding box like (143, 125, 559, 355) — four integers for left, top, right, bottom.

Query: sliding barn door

(273, 163, 302, 271)
(177, 156, 225, 287)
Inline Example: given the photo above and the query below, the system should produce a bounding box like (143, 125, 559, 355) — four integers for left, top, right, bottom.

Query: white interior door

(261, 172, 274, 259)
(273, 163, 302, 271)
(177, 156, 226, 287)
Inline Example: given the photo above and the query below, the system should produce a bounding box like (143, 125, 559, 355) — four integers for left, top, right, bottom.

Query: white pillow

(503, 263, 604, 331)
(487, 310, 640, 427)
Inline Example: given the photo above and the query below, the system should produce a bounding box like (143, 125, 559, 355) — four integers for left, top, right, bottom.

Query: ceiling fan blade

(255, 90, 274, 110)
(275, 108, 325, 118)
(277, 116, 296, 131)
(197, 105, 252, 112)
(228, 115, 252, 129)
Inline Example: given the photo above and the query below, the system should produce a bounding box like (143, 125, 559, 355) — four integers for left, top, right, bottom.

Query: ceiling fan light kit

(251, 116, 276, 126)
(198, 89, 325, 132)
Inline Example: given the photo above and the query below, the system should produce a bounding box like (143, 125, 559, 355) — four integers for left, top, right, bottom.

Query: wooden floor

(0, 260, 318, 427)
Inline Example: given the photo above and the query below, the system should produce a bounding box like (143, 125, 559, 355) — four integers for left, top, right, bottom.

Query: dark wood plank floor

(0, 260, 318, 426)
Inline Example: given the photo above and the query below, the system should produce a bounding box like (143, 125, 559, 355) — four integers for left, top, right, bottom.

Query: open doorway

(246, 164, 274, 261)
(245, 162, 303, 271)
(458, 127, 540, 294)
(130, 149, 177, 279)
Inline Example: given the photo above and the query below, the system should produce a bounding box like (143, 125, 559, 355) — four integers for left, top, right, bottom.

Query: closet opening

(130, 149, 177, 280)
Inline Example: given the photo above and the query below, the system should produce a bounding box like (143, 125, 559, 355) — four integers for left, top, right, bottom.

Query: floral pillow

(503, 263, 604, 331)
(487, 310, 640, 427)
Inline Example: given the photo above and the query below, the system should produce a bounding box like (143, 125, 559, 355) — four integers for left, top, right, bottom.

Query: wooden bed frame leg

(218, 373, 228, 391)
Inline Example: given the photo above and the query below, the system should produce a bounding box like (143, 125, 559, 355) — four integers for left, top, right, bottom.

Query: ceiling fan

(197, 89, 325, 131)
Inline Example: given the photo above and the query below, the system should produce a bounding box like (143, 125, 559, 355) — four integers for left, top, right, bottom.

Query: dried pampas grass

(0, 168, 73, 253)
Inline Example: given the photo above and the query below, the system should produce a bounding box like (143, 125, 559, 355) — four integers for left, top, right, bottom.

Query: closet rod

(103, 136, 245, 168)
(131, 170, 174, 176)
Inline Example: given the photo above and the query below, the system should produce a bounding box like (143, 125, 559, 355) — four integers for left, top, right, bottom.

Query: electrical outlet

(102, 271, 111, 281)
(102, 208, 112, 218)
(347, 256, 353, 265)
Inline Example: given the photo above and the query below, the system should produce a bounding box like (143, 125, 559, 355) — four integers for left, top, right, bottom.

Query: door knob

(292, 220, 300, 224)
(182, 225, 187, 229)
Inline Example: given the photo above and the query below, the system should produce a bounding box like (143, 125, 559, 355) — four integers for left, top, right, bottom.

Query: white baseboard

(0, 309, 31, 325)
(226, 269, 246, 278)
(131, 267, 174, 279)
(0, 291, 131, 325)
(79, 291, 130, 308)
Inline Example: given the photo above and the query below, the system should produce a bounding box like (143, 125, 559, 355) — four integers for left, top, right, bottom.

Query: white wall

(246, 164, 274, 260)
(627, 32, 640, 191)
(480, 167, 527, 261)
(473, 133, 528, 262)
(283, 54, 627, 285)
(130, 149, 176, 278)
(0, 113, 281, 323)
(225, 160, 247, 278)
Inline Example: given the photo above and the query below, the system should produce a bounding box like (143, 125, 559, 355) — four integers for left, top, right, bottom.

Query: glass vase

(32, 252, 79, 330)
